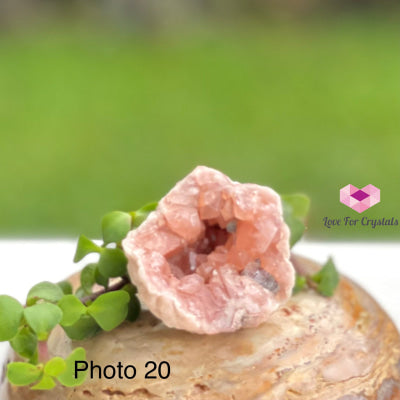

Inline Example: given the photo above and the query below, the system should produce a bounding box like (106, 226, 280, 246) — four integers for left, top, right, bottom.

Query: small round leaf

(32, 375, 56, 390)
(122, 284, 140, 322)
(62, 314, 101, 341)
(7, 362, 43, 386)
(80, 264, 97, 294)
(98, 248, 127, 278)
(122, 283, 137, 297)
(311, 257, 340, 297)
(281, 194, 310, 219)
(88, 291, 129, 331)
(94, 267, 108, 288)
(58, 295, 87, 327)
(102, 211, 132, 244)
(27, 282, 64, 306)
(0, 295, 24, 341)
(292, 274, 307, 295)
(44, 357, 66, 377)
(281, 194, 310, 248)
(24, 303, 63, 341)
(74, 287, 86, 300)
(126, 295, 141, 322)
(57, 281, 73, 295)
(73, 235, 101, 263)
(57, 347, 87, 387)
(131, 202, 158, 228)
(10, 327, 38, 360)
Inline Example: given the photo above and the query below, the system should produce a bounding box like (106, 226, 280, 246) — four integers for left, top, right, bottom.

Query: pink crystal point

(122, 166, 294, 334)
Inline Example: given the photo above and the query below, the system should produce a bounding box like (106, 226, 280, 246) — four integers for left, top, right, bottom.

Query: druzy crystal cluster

(123, 166, 294, 334)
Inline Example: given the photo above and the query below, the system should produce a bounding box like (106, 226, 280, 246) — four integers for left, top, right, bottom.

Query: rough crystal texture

(122, 166, 294, 334)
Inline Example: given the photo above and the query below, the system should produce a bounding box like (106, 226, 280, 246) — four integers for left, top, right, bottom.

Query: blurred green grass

(0, 16, 399, 239)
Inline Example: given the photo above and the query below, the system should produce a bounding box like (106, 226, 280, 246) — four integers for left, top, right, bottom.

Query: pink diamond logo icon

(340, 184, 380, 213)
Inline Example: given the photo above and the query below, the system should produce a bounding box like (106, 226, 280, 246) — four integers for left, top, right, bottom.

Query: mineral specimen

(123, 166, 294, 334)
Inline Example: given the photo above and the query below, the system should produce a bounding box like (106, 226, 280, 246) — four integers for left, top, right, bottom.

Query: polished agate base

(4, 256, 400, 400)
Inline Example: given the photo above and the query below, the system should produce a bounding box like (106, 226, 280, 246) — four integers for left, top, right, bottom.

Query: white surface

(0, 239, 399, 383)
(297, 241, 400, 329)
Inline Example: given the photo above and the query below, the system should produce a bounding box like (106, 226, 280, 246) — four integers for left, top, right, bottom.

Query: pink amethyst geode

(122, 166, 295, 334)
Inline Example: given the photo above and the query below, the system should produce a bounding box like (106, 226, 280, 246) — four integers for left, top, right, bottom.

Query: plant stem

(81, 275, 130, 305)
(38, 341, 49, 362)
